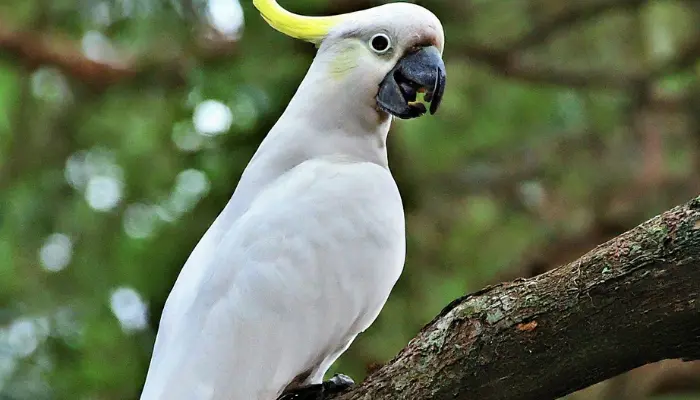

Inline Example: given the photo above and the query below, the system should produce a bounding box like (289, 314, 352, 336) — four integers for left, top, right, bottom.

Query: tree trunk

(332, 195, 700, 400)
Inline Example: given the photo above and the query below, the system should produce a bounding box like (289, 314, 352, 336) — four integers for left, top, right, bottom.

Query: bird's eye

(369, 33, 391, 54)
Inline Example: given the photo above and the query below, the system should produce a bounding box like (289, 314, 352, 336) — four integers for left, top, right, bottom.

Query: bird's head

(253, 0, 446, 120)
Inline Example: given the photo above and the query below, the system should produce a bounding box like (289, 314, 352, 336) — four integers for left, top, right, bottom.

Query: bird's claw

(277, 374, 355, 400)
(322, 374, 355, 393)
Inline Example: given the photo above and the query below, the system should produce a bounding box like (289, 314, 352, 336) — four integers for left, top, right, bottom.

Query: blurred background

(0, 0, 699, 399)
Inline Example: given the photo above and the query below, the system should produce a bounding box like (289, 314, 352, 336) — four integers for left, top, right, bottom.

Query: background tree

(0, 0, 698, 399)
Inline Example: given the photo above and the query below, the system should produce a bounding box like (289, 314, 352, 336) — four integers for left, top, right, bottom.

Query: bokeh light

(207, 0, 245, 38)
(38, 233, 73, 272)
(109, 287, 148, 333)
(193, 100, 234, 136)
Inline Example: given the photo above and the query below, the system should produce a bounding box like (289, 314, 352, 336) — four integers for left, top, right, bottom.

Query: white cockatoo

(140, 1, 446, 399)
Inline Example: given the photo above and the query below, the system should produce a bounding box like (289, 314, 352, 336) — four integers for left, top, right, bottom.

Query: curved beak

(376, 45, 446, 119)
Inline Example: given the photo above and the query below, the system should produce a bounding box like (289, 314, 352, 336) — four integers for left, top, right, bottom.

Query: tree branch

(458, 36, 700, 90)
(0, 24, 136, 85)
(456, 0, 700, 89)
(0, 20, 237, 90)
(331, 195, 700, 400)
(457, 43, 648, 89)
(509, 0, 652, 51)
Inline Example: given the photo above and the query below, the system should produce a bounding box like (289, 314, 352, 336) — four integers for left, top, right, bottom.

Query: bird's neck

(261, 54, 393, 166)
(216, 58, 393, 226)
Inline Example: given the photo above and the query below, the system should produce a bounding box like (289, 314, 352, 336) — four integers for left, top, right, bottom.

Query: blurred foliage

(0, 0, 699, 399)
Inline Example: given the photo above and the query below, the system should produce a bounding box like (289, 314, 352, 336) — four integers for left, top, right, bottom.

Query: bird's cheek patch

(328, 45, 361, 80)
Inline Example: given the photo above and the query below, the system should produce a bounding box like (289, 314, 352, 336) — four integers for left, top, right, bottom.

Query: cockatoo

(140, 1, 446, 399)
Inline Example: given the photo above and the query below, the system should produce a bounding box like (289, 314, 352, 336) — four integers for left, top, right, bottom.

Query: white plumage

(141, 157, 404, 400)
(140, 2, 444, 399)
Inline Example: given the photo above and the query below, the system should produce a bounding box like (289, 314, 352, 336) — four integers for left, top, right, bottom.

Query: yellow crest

(253, 0, 347, 43)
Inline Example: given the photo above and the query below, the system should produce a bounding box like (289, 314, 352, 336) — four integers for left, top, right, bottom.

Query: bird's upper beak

(376, 45, 446, 119)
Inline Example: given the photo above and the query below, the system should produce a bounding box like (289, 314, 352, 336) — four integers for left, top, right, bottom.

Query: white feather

(141, 157, 404, 400)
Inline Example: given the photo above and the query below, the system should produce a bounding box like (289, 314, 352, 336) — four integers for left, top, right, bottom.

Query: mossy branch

(331, 195, 700, 400)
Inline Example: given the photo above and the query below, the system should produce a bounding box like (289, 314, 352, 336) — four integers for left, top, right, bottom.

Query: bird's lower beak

(376, 45, 446, 119)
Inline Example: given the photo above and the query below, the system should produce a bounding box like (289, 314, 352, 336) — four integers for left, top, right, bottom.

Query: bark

(332, 195, 700, 400)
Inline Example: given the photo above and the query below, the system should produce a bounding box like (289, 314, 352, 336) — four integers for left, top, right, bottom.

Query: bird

(139, 1, 446, 399)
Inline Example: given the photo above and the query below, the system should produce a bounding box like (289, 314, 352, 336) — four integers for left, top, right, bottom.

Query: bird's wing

(141, 156, 405, 400)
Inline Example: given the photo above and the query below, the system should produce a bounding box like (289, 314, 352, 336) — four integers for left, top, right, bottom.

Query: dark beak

(376, 45, 446, 119)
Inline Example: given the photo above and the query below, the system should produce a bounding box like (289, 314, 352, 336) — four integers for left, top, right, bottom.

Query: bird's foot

(277, 374, 355, 400)
(322, 374, 355, 395)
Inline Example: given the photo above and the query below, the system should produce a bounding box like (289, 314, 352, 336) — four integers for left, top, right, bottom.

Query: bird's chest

(233, 160, 406, 317)
(298, 188, 406, 302)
